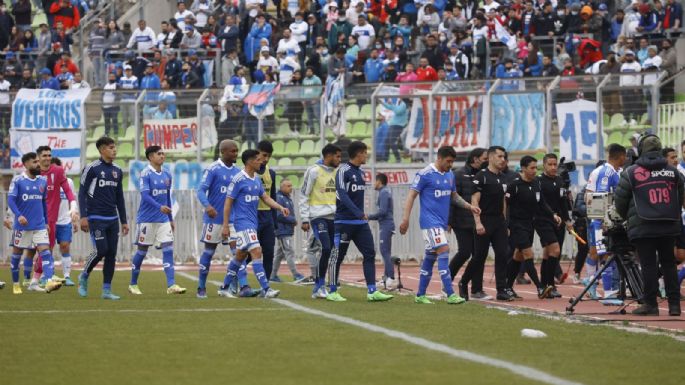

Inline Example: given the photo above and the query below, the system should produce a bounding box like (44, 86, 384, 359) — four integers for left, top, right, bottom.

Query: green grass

(0, 270, 683, 385)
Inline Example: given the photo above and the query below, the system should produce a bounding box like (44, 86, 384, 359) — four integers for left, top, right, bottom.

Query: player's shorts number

(422, 228, 448, 251)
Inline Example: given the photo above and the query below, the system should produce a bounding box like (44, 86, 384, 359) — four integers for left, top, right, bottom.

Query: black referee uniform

(534, 173, 570, 290)
(460, 168, 510, 300)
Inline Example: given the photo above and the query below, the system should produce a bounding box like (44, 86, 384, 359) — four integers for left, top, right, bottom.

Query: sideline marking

(177, 272, 585, 385)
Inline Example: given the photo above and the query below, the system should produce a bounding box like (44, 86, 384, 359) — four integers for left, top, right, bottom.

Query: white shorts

(12, 229, 48, 249)
(235, 228, 260, 252)
(201, 223, 236, 244)
(422, 228, 448, 251)
(136, 222, 174, 246)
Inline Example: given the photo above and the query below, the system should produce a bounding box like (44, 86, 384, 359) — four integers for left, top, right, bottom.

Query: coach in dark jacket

(614, 135, 683, 316)
(448, 148, 487, 282)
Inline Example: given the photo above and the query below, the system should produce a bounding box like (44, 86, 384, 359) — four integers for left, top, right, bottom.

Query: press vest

(310, 164, 337, 206)
(628, 165, 680, 222)
(258, 165, 273, 211)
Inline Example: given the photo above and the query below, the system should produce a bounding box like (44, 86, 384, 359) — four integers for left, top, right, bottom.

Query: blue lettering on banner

(560, 111, 597, 160)
(11, 89, 88, 130)
(556, 99, 599, 165)
(491, 93, 545, 151)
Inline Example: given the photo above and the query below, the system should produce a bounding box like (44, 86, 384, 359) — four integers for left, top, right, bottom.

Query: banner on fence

(11, 88, 90, 130)
(404, 94, 488, 153)
(142, 117, 217, 153)
(556, 99, 599, 162)
(323, 75, 346, 137)
(10, 130, 82, 174)
(490, 93, 546, 151)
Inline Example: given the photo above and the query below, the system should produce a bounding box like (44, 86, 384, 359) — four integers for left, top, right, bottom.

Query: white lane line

(177, 272, 585, 385)
(0, 308, 287, 314)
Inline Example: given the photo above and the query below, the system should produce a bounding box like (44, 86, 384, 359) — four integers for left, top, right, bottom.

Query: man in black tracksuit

(614, 135, 683, 316)
(448, 148, 487, 295)
(459, 146, 511, 301)
(535, 153, 573, 298)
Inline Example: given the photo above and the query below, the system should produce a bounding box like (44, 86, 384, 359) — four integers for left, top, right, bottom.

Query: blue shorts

(588, 219, 606, 255)
(56, 224, 73, 244)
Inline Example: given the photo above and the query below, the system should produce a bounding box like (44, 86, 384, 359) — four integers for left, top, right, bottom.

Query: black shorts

(509, 219, 534, 250)
(534, 219, 561, 247)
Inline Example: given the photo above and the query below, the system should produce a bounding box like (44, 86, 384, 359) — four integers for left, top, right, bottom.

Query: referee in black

(614, 134, 682, 316)
(459, 146, 511, 301)
(448, 148, 487, 294)
(505, 156, 559, 299)
(535, 153, 573, 298)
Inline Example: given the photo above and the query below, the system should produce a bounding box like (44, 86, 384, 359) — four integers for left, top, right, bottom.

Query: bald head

(220, 140, 239, 164)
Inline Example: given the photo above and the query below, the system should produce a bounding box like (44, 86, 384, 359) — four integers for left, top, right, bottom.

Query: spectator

(636, 3, 659, 33)
(659, 39, 677, 103)
(181, 25, 202, 48)
(663, 0, 683, 31)
(18, 68, 36, 88)
(39, 67, 60, 90)
(157, 21, 175, 50)
(200, 27, 218, 48)
(541, 55, 559, 77)
(89, 19, 106, 87)
(417, 3, 441, 34)
(0, 72, 10, 135)
(363, 48, 383, 83)
(221, 48, 240, 83)
(191, 0, 211, 28)
(327, 47, 347, 79)
(152, 100, 173, 119)
(3, 52, 23, 88)
(257, 46, 279, 77)
(12, 0, 32, 32)
(53, 52, 79, 75)
(421, 34, 442, 69)
(181, 61, 201, 88)
(642, 45, 662, 86)
(70, 72, 90, 89)
(443, 61, 459, 80)
(56, 64, 74, 87)
(351, 15, 375, 50)
(164, 49, 183, 87)
(381, 98, 408, 162)
(36, 23, 51, 71)
(217, 15, 239, 54)
(8, 26, 23, 51)
(285, 70, 304, 134)
(619, 50, 643, 124)
(174, 1, 195, 32)
(0, 5, 14, 51)
(120, 64, 139, 128)
(186, 50, 205, 86)
(447, 44, 470, 79)
(290, 12, 307, 57)
(127, 19, 157, 51)
(52, 22, 74, 53)
(302, 66, 321, 133)
(102, 71, 120, 137)
(637, 38, 649, 65)
(122, 22, 133, 44)
(611, 9, 625, 43)
(159, 79, 177, 118)
(104, 20, 125, 54)
(346, 2, 365, 26)
(381, 61, 397, 81)
(140, 62, 161, 100)
(277, 28, 300, 55)
(244, 13, 272, 64)
(22, 29, 37, 53)
(416, 56, 438, 81)
(49, 0, 80, 31)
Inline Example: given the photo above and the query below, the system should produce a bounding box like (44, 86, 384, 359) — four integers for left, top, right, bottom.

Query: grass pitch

(0, 270, 683, 385)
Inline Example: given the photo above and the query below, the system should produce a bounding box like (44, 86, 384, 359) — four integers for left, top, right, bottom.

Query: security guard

(614, 134, 683, 316)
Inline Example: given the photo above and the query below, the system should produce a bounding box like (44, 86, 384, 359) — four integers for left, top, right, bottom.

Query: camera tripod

(566, 248, 644, 315)
(384, 257, 414, 293)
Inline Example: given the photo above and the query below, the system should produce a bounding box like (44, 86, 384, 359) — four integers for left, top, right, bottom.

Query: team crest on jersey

(39, 186, 45, 193)
(165, 179, 170, 186)
(101, 171, 106, 178)
(95, 230, 101, 238)
(112, 171, 118, 179)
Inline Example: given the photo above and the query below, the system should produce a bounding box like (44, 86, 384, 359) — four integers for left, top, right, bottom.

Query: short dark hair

(145, 145, 162, 160)
(437, 145, 457, 159)
(51, 157, 62, 166)
(95, 136, 116, 150)
(487, 145, 506, 156)
(22, 152, 37, 164)
(36, 146, 51, 155)
(348, 140, 367, 159)
(607, 143, 626, 160)
(662, 147, 676, 157)
(322, 143, 342, 157)
(680, 139, 685, 149)
(467, 147, 486, 166)
(242, 149, 260, 164)
(520, 155, 537, 168)
(257, 140, 273, 154)
(376, 173, 388, 185)
(542, 153, 558, 163)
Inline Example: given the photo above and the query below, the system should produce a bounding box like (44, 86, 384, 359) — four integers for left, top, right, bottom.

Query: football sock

(198, 248, 215, 289)
(162, 246, 175, 287)
(437, 252, 454, 296)
(39, 250, 54, 279)
(11, 253, 21, 283)
(62, 253, 72, 278)
(417, 253, 436, 297)
(23, 256, 32, 280)
(130, 250, 146, 285)
(252, 259, 269, 290)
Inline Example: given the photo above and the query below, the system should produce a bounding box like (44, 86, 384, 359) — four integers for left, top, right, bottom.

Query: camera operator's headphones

(636, 133, 659, 156)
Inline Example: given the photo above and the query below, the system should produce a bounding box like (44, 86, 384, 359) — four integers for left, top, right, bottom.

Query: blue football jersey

(137, 166, 173, 223)
(588, 163, 620, 193)
(227, 170, 265, 232)
(197, 160, 240, 225)
(8, 174, 48, 231)
(335, 162, 368, 223)
(411, 164, 456, 229)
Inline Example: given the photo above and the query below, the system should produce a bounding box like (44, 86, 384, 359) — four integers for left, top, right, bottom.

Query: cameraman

(614, 135, 683, 316)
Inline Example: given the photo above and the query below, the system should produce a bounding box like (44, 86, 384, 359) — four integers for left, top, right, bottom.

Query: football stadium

(1, 0, 685, 384)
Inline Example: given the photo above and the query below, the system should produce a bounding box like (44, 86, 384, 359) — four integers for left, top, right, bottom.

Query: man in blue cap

(39, 68, 60, 90)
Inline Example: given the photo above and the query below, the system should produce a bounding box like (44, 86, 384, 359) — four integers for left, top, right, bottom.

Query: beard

(29, 167, 41, 176)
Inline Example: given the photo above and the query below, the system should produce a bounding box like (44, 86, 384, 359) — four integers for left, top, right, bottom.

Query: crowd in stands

(0, 0, 683, 166)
